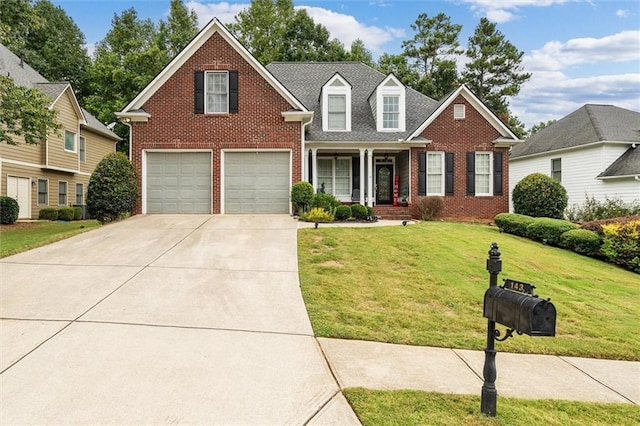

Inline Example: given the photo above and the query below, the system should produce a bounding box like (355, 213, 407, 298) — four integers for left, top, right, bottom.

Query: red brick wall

(130, 32, 302, 214)
(410, 95, 510, 219)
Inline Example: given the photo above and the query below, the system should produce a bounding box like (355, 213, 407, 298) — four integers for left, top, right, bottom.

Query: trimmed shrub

(351, 203, 368, 220)
(512, 173, 568, 219)
(600, 220, 640, 273)
(291, 181, 314, 213)
(73, 206, 83, 220)
(581, 215, 640, 236)
(526, 217, 578, 246)
(367, 206, 374, 220)
(411, 196, 444, 221)
(0, 196, 19, 224)
(39, 208, 58, 221)
(57, 207, 75, 221)
(87, 152, 139, 223)
(335, 205, 352, 221)
(559, 229, 602, 256)
(566, 195, 640, 222)
(494, 213, 535, 237)
(305, 207, 334, 223)
(312, 192, 341, 212)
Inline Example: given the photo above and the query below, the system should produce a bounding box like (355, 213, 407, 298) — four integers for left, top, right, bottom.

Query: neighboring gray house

(509, 104, 640, 210)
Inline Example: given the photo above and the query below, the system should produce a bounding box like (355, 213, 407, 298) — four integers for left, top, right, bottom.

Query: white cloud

(616, 9, 630, 18)
(461, 0, 575, 23)
(524, 30, 640, 71)
(186, 1, 248, 27)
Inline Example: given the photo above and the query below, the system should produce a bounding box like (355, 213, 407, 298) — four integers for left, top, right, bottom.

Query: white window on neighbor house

(37, 179, 48, 205)
(64, 130, 76, 152)
(76, 183, 84, 205)
(454, 104, 466, 120)
(79, 136, 86, 163)
(317, 157, 351, 198)
(551, 158, 562, 182)
(322, 74, 351, 131)
(427, 152, 444, 195)
(206, 71, 228, 114)
(58, 181, 68, 206)
(374, 74, 405, 132)
(475, 152, 492, 195)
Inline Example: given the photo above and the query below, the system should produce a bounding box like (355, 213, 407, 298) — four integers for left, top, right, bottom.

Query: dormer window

(322, 74, 351, 131)
(373, 74, 405, 132)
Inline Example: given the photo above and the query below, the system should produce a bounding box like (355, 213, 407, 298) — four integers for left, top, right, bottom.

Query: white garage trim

(221, 149, 292, 214)
(142, 149, 213, 214)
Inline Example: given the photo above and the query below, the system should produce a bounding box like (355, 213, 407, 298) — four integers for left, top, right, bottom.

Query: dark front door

(376, 164, 393, 205)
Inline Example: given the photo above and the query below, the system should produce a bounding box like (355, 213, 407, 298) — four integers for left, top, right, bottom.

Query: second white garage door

(224, 152, 290, 214)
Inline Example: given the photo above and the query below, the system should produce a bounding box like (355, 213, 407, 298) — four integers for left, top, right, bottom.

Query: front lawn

(0, 220, 101, 258)
(344, 388, 640, 426)
(298, 221, 639, 360)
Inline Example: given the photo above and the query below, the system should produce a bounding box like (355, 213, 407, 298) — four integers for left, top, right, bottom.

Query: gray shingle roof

(266, 62, 439, 141)
(598, 146, 640, 177)
(510, 104, 640, 158)
(0, 43, 119, 141)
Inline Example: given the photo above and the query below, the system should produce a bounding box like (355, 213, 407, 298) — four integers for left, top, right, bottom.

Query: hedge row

(495, 213, 639, 273)
(38, 207, 84, 221)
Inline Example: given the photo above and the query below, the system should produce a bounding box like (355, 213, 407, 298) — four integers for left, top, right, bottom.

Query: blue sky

(51, 0, 640, 128)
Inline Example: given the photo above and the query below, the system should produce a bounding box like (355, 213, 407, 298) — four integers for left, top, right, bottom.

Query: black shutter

(418, 152, 426, 196)
(229, 70, 239, 113)
(466, 152, 475, 195)
(445, 152, 454, 196)
(194, 71, 204, 114)
(493, 151, 503, 196)
(352, 157, 360, 190)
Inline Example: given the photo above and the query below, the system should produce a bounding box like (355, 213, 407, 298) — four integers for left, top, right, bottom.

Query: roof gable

(118, 18, 306, 116)
(37, 82, 86, 124)
(408, 85, 520, 144)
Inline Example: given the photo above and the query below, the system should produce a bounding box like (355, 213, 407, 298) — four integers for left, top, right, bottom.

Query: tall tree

(347, 39, 373, 66)
(462, 18, 531, 120)
(0, 75, 59, 145)
(376, 53, 420, 88)
(528, 120, 556, 136)
(401, 12, 462, 98)
(158, 0, 199, 59)
(0, 0, 42, 55)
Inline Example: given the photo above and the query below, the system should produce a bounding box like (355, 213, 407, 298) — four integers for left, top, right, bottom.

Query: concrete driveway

(0, 215, 360, 425)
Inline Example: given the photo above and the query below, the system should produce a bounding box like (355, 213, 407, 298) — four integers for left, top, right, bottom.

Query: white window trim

(205, 71, 229, 114)
(375, 74, 405, 132)
(454, 104, 466, 120)
(58, 181, 68, 206)
(475, 152, 493, 196)
(322, 74, 351, 132)
(317, 157, 353, 201)
(64, 130, 76, 153)
(426, 152, 445, 196)
(37, 178, 49, 206)
(79, 136, 86, 163)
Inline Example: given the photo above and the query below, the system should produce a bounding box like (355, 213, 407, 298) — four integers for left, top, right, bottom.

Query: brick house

(117, 18, 521, 218)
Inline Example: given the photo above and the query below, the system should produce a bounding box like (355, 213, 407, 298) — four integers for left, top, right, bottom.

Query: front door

(7, 176, 31, 218)
(375, 164, 393, 205)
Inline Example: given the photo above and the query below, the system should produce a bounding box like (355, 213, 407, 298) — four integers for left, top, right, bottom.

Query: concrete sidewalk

(319, 338, 640, 404)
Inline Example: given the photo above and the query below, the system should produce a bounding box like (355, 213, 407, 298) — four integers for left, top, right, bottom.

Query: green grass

(298, 221, 640, 360)
(0, 220, 101, 258)
(344, 388, 640, 426)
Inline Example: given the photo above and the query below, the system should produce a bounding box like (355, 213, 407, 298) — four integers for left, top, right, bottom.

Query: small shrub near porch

(411, 196, 444, 221)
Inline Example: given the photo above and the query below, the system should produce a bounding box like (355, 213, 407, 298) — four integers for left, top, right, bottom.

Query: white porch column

(304, 149, 309, 182)
(366, 149, 374, 207)
(359, 148, 365, 204)
(311, 148, 318, 192)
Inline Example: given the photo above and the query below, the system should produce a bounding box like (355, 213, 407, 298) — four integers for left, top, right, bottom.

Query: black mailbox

(483, 286, 556, 336)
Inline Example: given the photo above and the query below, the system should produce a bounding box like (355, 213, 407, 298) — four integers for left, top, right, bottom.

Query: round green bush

(512, 173, 568, 219)
(335, 205, 352, 221)
(38, 208, 58, 221)
(526, 217, 578, 246)
(351, 203, 368, 220)
(494, 213, 535, 237)
(291, 181, 314, 213)
(312, 192, 341, 211)
(57, 207, 75, 221)
(73, 206, 83, 220)
(87, 152, 139, 223)
(0, 196, 19, 224)
(559, 229, 602, 256)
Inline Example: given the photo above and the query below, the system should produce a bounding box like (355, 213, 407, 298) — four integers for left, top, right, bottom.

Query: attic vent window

(454, 104, 466, 120)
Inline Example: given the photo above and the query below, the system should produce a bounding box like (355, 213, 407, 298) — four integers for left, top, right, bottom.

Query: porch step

(373, 205, 413, 220)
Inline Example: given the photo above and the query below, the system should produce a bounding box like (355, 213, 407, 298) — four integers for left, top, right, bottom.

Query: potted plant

(400, 184, 409, 207)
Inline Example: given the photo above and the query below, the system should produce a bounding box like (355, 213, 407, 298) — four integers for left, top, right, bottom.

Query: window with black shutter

(466, 152, 475, 195)
(445, 152, 454, 196)
(418, 152, 426, 196)
(493, 152, 503, 196)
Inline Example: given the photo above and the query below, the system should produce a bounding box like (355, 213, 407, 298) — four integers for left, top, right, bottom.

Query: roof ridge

(585, 104, 606, 141)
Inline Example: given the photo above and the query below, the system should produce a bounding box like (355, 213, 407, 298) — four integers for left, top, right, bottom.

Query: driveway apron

(0, 215, 357, 425)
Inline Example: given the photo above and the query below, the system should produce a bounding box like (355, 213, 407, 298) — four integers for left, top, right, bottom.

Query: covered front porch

(303, 145, 414, 208)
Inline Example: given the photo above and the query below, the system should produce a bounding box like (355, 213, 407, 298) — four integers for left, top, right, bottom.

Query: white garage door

(146, 152, 211, 213)
(224, 152, 290, 213)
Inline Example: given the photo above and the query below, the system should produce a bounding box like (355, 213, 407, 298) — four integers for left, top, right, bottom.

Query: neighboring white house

(509, 104, 640, 211)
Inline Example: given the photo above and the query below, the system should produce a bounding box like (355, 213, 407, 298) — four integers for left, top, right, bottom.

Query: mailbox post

(481, 242, 501, 416)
